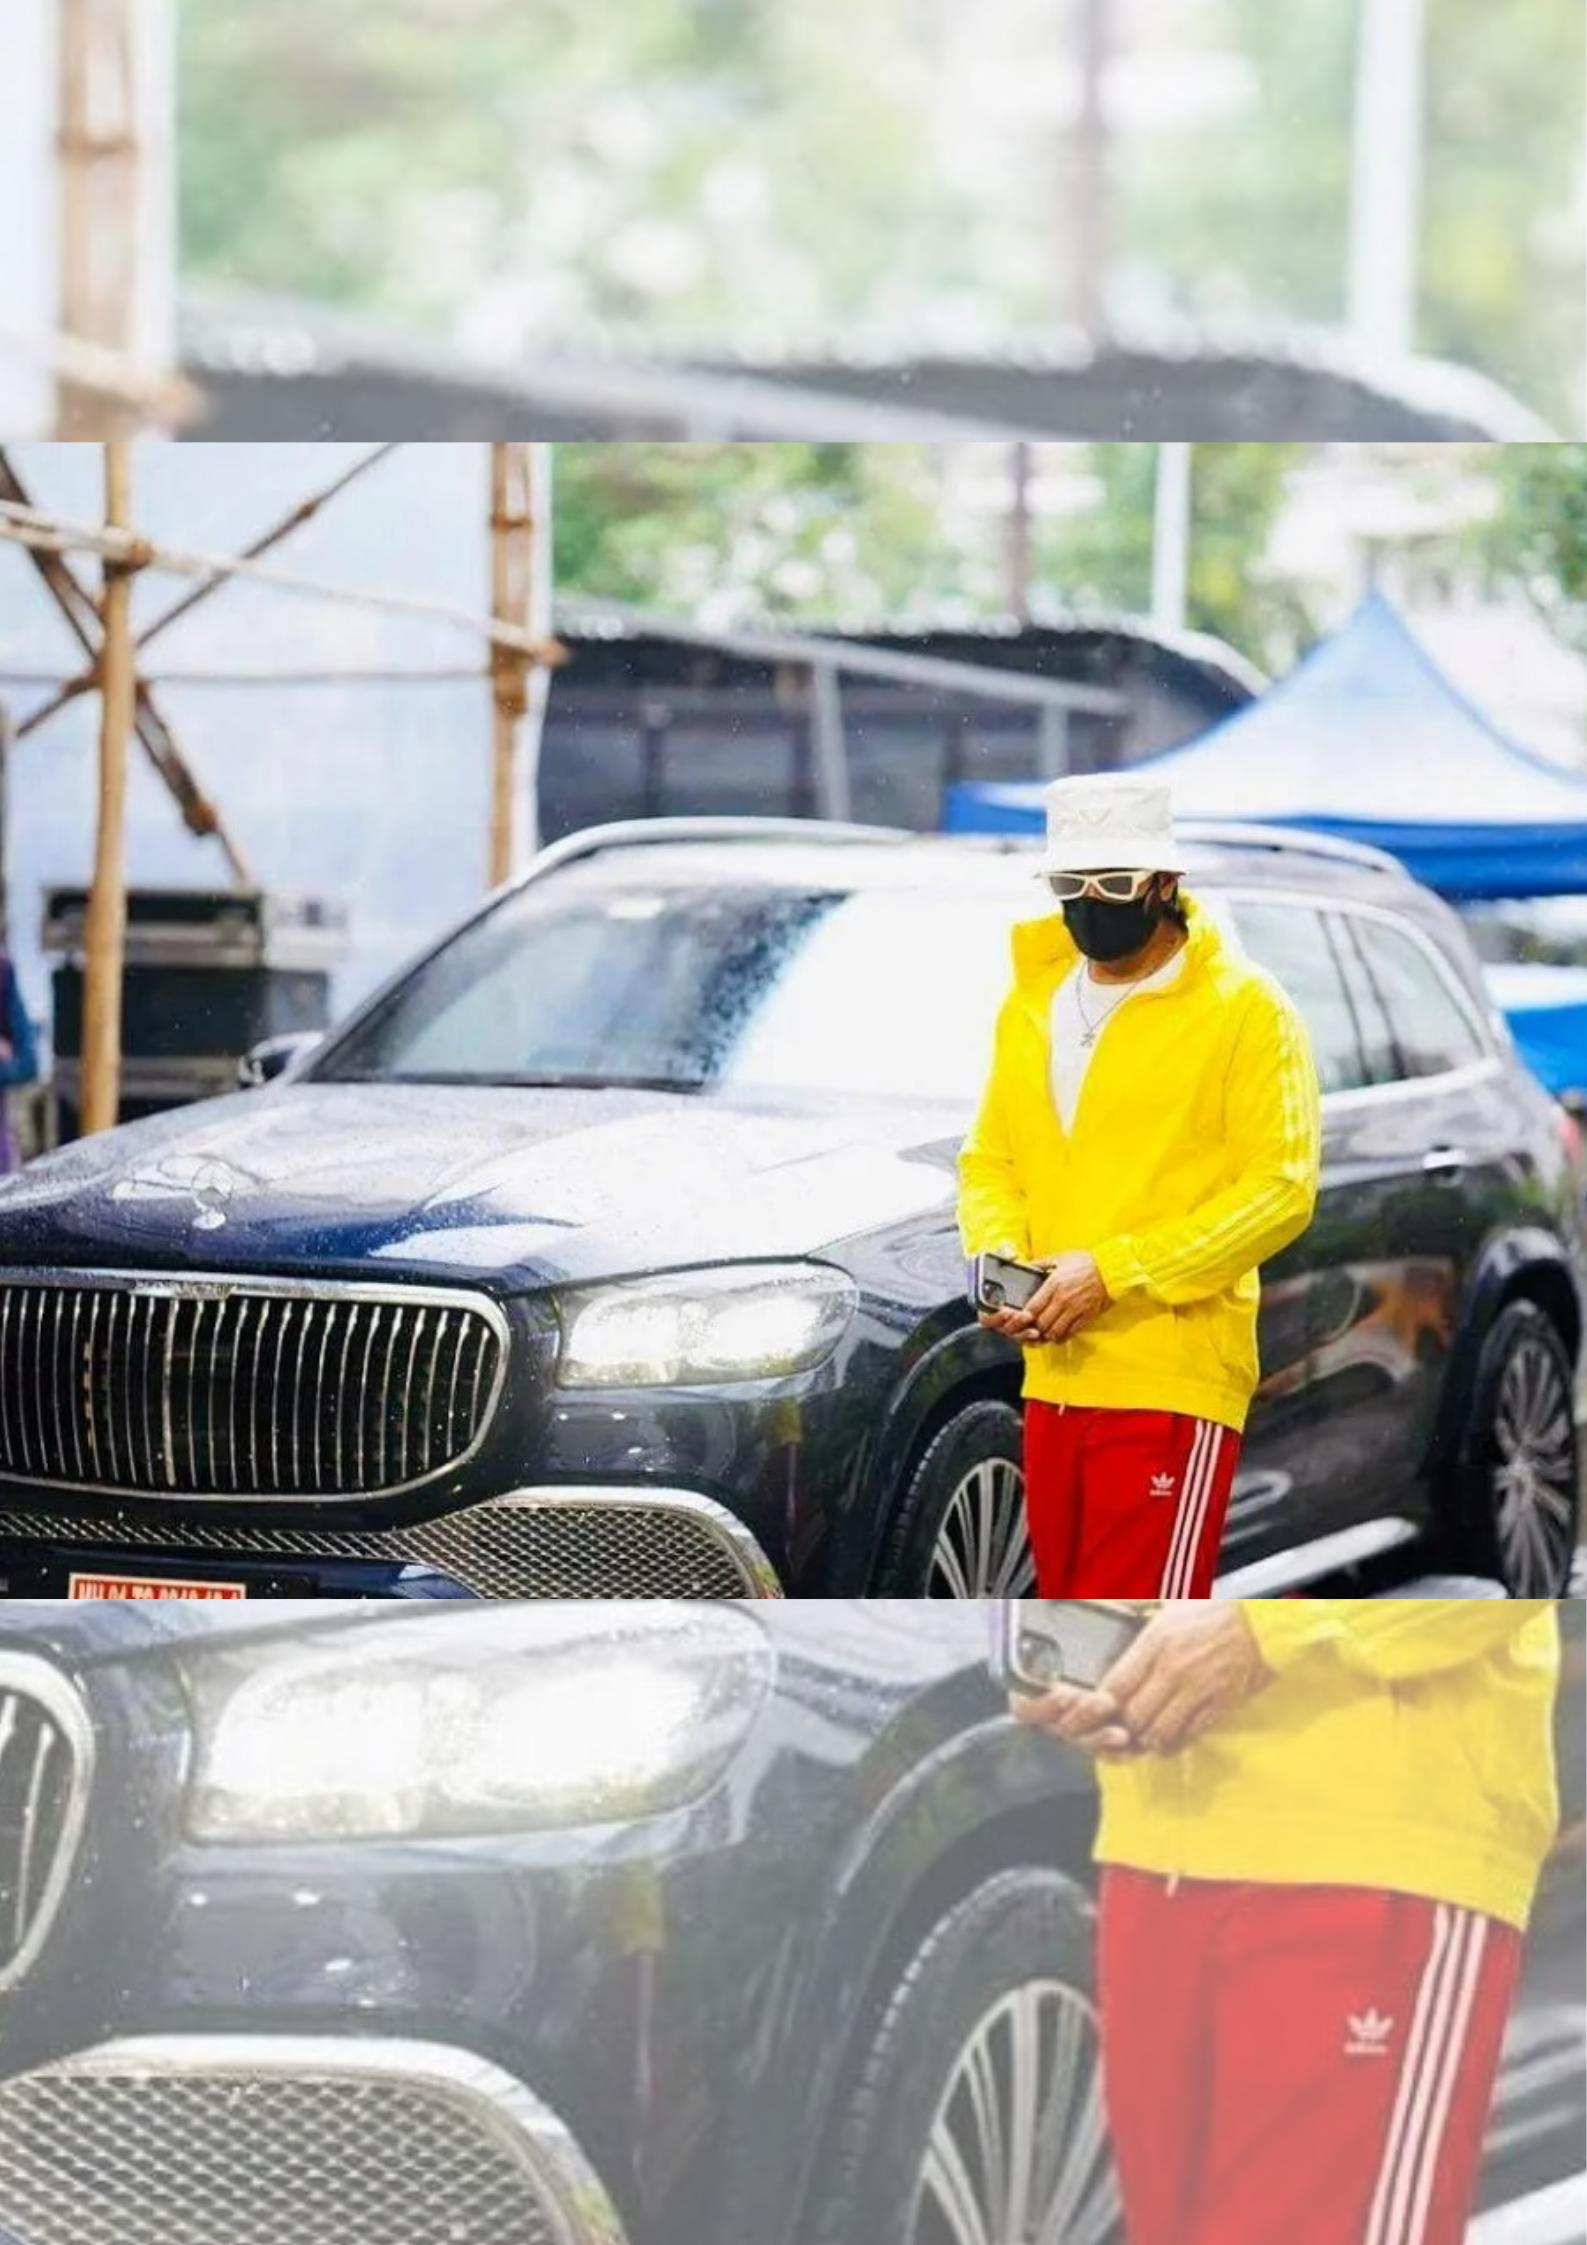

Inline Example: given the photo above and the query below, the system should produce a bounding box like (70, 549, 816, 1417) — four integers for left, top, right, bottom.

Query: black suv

(0, 817, 1580, 1600)
(0, 1597, 1578, 2245)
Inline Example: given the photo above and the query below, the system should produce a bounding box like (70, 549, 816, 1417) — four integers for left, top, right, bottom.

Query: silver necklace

(1074, 970, 1138, 1049)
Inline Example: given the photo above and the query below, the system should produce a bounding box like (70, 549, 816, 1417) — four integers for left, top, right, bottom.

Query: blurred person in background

(0, 941, 40, 1175)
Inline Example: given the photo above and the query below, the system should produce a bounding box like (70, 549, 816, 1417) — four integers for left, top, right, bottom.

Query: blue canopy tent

(943, 592, 1587, 901)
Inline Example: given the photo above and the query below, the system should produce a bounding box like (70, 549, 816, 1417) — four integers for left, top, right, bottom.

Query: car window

(1226, 900, 1371, 1094)
(1348, 917, 1490, 1079)
(1323, 916, 1400, 1086)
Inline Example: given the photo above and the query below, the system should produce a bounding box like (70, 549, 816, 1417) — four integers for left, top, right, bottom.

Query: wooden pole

(488, 442, 533, 888)
(80, 441, 135, 1136)
(520, 442, 554, 865)
(57, 0, 143, 438)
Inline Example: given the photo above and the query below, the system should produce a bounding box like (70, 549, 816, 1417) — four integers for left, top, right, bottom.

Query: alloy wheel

(928, 1459, 1036, 1596)
(1490, 1334, 1579, 1594)
(910, 1982, 1120, 2245)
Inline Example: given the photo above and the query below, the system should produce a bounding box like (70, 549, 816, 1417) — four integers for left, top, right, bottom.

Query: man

(0, 943, 39, 1178)
(1014, 1598, 1562, 2245)
(958, 772, 1321, 1595)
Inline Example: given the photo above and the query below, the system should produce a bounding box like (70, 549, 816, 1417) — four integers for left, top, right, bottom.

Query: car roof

(532, 816, 1425, 912)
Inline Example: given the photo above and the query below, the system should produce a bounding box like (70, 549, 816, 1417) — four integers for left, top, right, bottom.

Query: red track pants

(1098, 1869, 1523, 2245)
(1022, 1402, 1239, 1596)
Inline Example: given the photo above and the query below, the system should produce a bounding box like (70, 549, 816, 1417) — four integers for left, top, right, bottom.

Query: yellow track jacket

(958, 894, 1321, 1432)
(1095, 1601, 1562, 1931)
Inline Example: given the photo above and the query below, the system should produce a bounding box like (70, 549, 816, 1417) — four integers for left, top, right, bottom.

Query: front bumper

(0, 1484, 785, 1599)
(0, 2034, 629, 2245)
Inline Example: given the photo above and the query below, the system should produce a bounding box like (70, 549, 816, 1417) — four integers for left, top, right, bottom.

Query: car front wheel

(875, 1401, 1037, 1595)
(805, 1869, 1120, 2245)
(1445, 1299, 1581, 1595)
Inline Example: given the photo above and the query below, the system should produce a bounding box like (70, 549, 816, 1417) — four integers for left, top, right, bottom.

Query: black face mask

(1063, 894, 1162, 963)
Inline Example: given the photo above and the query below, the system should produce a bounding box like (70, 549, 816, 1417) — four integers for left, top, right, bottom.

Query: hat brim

(1035, 840, 1189, 878)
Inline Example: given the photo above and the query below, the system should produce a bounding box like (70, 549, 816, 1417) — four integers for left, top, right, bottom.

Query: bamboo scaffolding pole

(56, 0, 145, 439)
(80, 443, 137, 1136)
(488, 443, 530, 890)
(17, 444, 399, 739)
(0, 321, 199, 428)
(0, 502, 565, 665)
(0, 449, 252, 881)
(486, 444, 555, 884)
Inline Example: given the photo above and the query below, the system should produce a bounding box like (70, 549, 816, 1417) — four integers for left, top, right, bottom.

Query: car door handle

(1422, 1145, 1469, 1179)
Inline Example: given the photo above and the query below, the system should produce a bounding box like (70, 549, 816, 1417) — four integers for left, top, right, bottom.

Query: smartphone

(993, 1599, 1149, 1696)
(972, 1250, 1047, 1314)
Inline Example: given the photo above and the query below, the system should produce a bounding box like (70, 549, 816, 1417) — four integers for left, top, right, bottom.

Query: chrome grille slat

(266, 1298, 289, 1490)
(204, 1297, 224, 1493)
(397, 1309, 428, 1486)
(45, 1302, 69, 1490)
(100, 1293, 124, 1489)
(28, 1291, 47, 1482)
(239, 1295, 263, 1492)
(81, 1294, 104, 1483)
(0, 1278, 505, 1502)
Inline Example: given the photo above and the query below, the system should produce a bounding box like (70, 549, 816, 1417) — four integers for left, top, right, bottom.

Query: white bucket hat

(1038, 772, 1188, 877)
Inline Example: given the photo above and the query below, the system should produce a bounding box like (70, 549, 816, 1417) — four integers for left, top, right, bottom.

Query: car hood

(0, 1081, 965, 1290)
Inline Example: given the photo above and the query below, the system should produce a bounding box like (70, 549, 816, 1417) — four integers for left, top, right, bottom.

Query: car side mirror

(237, 1031, 324, 1090)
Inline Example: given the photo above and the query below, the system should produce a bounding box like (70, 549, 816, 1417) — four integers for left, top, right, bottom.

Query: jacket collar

(1011, 888, 1222, 993)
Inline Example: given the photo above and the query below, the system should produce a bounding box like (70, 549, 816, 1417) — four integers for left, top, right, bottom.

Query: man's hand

(1022, 1252, 1112, 1345)
(974, 1252, 1111, 1346)
(1098, 1602, 1273, 1753)
(1008, 1679, 1139, 1757)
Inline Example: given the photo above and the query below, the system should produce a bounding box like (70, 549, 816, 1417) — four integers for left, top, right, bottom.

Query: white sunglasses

(1045, 869, 1161, 904)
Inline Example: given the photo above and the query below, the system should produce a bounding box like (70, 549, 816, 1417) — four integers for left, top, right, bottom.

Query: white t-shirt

(1049, 947, 1187, 1131)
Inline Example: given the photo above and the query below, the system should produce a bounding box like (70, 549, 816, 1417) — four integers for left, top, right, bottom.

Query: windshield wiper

(320, 1069, 707, 1093)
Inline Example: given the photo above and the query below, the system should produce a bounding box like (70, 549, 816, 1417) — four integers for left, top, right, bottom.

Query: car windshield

(315, 864, 1031, 1104)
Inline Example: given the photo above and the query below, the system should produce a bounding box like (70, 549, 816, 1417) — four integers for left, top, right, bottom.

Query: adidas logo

(1345, 2009, 1395, 2057)
(1149, 1472, 1177, 1498)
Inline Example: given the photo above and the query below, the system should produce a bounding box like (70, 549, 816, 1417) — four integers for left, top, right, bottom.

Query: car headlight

(185, 1604, 774, 1842)
(555, 1262, 857, 1388)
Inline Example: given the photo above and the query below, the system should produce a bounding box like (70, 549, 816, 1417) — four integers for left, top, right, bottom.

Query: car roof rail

(519, 815, 916, 889)
(1177, 819, 1408, 879)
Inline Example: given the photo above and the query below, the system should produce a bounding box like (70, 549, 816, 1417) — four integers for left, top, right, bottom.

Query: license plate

(68, 1571, 248, 1602)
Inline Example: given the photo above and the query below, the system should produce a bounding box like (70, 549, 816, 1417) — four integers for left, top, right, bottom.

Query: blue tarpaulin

(943, 593, 1587, 902)
(1483, 965, 1587, 1097)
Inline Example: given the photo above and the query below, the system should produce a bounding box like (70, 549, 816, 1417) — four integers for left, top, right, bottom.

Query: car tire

(804, 1868, 1119, 2245)
(1439, 1299, 1581, 1595)
(874, 1400, 1035, 1595)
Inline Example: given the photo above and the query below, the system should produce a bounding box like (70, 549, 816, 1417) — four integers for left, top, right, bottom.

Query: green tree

(552, 443, 973, 624)
(1035, 443, 1316, 669)
(178, 2, 1581, 425)
(1115, 0, 1584, 430)
(1470, 445, 1587, 653)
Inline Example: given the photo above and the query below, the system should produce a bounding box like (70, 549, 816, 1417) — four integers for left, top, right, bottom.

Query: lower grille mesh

(0, 1496, 764, 1598)
(0, 2065, 567, 2245)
